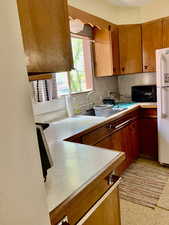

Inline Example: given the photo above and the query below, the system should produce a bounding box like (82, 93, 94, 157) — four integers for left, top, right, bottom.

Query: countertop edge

(49, 150, 125, 215)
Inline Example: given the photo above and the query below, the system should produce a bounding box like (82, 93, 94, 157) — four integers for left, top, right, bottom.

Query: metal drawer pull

(55, 216, 69, 225)
(76, 176, 121, 225)
(115, 119, 130, 129)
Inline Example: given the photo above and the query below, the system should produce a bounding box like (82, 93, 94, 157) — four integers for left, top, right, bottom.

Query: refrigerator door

(156, 48, 169, 88)
(156, 48, 169, 164)
(157, 87, 169, 164)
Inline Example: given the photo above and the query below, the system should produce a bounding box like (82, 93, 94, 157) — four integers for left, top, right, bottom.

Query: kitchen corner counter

(44, 102, 156, 214)
(45, 141, 124, 212)
(44, 103, 157, 145)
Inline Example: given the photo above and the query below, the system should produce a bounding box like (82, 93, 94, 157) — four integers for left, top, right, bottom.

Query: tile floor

(120, 159, 169, 225)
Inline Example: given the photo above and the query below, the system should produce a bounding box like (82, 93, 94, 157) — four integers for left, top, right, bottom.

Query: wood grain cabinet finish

(118, 24, 142, 75)
(163, 17, 169, 48)
(142, 19, 163, 73)
(82, 187, 121, 225)
(112, 27, 120, 75)
(94, 26, 120, 77)
(94, 28, 113, 77)
(17, 0, 73, 74)
(140, 108, 158, 160)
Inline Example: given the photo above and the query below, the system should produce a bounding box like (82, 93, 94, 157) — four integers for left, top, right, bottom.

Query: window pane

(55, 72, 70, 96)
(70, 37, 86, 92)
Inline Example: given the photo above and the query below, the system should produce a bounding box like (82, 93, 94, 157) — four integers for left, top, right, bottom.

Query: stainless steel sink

(83, 107, 127, 117)
(112, 108, 127, 112)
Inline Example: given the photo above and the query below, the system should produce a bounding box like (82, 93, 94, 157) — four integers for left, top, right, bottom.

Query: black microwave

(132, 85, 157, 102)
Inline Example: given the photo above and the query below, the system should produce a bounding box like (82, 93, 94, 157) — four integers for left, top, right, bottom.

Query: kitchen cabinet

(94, 26, 119, 77)
(118, 24, 142, 75)
(50, 159, 124, 225)
(82, 186, 121, 225)
(66, 108, 157, 174)
(95, 113, 140, 174)
(140, 108, 158, 160)
(112, 27, 120, 75)
(142, 19, 163, 72)
(93, 27, 113, 77)
(17, 0, 73, 74)
(163, 17, 169, 48)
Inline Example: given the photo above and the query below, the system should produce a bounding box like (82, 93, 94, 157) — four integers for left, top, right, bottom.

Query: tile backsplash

(32, 72, 157, 122)
(32, 75, 118, 122)
(118, 72, 156, 101)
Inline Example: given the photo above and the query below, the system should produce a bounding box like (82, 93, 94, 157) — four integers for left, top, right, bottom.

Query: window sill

(58, 89, 94, 97)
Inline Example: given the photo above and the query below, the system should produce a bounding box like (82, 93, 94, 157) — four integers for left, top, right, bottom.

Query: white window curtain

(31, 75, 58, 103)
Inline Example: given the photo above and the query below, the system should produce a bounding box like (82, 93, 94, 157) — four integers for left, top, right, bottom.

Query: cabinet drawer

(67, 175, 121, 225)
(82, 124, 114, 145)
(50, 158, 125, 225)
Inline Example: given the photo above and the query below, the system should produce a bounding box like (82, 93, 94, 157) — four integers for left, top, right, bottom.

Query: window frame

(57, 34, 94, 96)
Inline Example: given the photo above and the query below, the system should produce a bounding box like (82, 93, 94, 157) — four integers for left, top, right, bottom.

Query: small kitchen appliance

(132, 85, 157, 102)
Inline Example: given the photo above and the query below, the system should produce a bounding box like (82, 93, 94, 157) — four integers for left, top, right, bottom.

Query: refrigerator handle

(160, 87, 168, 119)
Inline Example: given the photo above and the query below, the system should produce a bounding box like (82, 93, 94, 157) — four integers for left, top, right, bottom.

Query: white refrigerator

(156, 48, 169, 165)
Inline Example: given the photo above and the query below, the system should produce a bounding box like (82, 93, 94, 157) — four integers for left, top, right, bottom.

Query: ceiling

(107, 0, 154, 7)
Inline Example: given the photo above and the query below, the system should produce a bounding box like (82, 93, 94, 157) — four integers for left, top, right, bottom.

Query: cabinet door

(95, 129, 122, 150)
(128, 120, 140, 160)
(94, 28, 113, 77)
(140, 118, 158, 160)
(142, 19, 163, 72)
(118, 24, 142, 74)
(163, 17, 169, 48)
(112, 27, 120, 75)
(17, 0, 73, 73)
(82, 187, 121, 225)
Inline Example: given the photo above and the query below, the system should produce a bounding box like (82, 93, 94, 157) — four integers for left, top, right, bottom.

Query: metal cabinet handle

(55, 217, 69, 225)
(106, 124, 114, 129)
(115, 119, 130, 129)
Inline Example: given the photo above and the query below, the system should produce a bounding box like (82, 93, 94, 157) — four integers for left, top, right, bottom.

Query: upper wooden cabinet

(93, 27, 119, 77)
(17, 0, 73, 74)
(163, 17, 169, 48)
(112, 27, 120, 75)
(142, 19, 163, 73)
(93, 28, 113, 77)
(118, 24, 142, 75)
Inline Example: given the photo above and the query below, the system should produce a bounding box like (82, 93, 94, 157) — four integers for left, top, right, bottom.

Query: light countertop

(45, 103, 157, 145)
(44, 102, 156, 213)
(45, 141, 122, 212)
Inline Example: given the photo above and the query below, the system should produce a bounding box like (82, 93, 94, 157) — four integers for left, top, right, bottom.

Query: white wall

(68, 0, 141, 24)
(0, 1, 50, 225)
(69, 0, 169, 24)
(140, 0, 169, 23)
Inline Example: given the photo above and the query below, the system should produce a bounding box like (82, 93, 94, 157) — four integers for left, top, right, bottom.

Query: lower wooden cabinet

(95, 118, 140, 174)
(82, 187, 121, 225)
(66, 108, 158, 174)
(139, 108, 158, 160)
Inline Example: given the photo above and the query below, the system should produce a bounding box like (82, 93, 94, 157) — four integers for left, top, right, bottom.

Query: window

(31, 35, 94, 103)
(56, 35, 94, 96)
